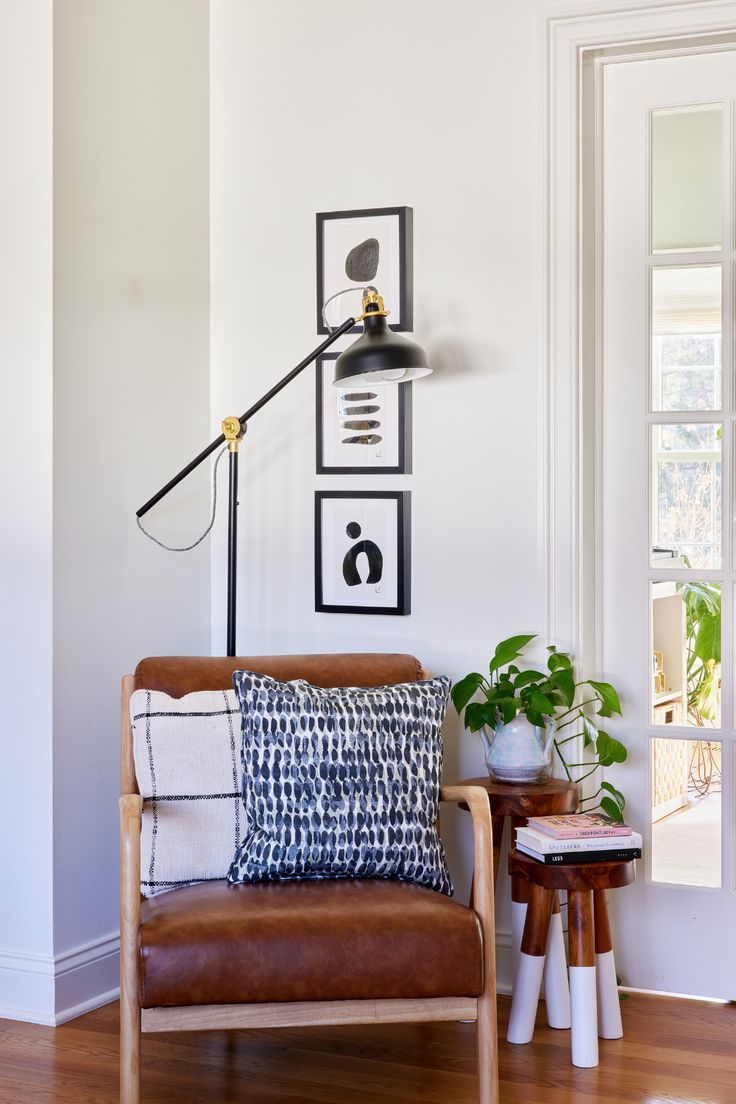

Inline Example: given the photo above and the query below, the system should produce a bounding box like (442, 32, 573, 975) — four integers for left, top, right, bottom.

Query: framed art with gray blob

(316, 353, 412, 475)
(316, 206, 413, 334)
(315, 491, 410, 615)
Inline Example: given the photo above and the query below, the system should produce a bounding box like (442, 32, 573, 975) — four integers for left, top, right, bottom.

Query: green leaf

(596, 730, 627, 766)
(526, 710, 545, 727)
(548, 652, 573, 672)
(582, 714, 598, 747)
(587, 680, 622, 716)
(600, 780, 626, 811)
(693, 612, 720, 666)
(451, 673, 484, 714)
(464, 702, 498, 732)
(551, 668, 575, 707)
(488, 634, 537, 676)
(527, 690, 556, 716)
(498, 697, 520, 725)
(600, 796, 625, 823)
(513, 670, 546, 689)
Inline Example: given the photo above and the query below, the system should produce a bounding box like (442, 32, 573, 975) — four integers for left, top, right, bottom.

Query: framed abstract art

(316, 206, 413, 334)
(315, 353, 412, 475)
(314, 491, 410, 615)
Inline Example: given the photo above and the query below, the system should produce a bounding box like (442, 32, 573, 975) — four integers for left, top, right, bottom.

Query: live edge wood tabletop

(456, 777, 580, 889)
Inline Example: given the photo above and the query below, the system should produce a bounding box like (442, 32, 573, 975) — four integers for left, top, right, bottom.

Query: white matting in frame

(316, 206, 413, 334)
(315, 491, 410, 615)
(316, 354, 412, 475)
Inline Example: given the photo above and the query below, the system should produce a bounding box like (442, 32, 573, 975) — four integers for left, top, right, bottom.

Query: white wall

(0, 0, 211, 1025)
(210, 0, 547, 984)
(51, 0, 211, 1022)
(0, 0, 55, 1023)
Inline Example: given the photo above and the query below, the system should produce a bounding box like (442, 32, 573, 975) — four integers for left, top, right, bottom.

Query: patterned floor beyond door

(0, 992, 733, 1103)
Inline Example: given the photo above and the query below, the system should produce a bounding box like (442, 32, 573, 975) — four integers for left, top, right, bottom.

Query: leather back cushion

(134, 653, 423, 698)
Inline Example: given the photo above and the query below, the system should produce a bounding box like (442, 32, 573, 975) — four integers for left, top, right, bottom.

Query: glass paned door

(602, 50, 736, 999)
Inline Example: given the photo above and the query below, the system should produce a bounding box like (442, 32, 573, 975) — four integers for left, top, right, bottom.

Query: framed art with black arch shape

(316, 353, 412, 475)
(315, 491, 411, 615)
(316, 206, 413, 334)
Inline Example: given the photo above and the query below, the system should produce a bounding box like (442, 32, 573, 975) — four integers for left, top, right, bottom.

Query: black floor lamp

(136, 288, 431, 656)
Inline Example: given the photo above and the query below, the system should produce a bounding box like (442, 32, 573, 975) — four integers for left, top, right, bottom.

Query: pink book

(527, 814, 632, 840)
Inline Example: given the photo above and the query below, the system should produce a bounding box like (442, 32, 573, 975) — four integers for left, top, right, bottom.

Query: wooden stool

(458, 777, 579, 1028)
(507, 850, 636, 1068)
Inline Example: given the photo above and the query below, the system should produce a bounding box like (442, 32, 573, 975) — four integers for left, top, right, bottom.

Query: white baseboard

(0, 931, 119, 1026)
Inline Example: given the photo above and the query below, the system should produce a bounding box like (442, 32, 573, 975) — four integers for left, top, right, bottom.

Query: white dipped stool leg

(594, 889, 623, 1039)
(595, 950, 622, 1039)
(568, 889, 599, 1068)
(507, 954, 545, 1044)
(507, 883, 554, 1045)
(569, 966, 599, 1067)
(543, 894, 571, 1029)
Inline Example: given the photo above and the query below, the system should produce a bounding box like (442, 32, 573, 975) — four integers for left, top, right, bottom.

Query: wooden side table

(458, 777, 579, 1028)
(506, 849, 636, 1068)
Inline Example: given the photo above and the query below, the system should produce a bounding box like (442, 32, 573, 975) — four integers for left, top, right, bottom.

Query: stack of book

(515, 813, 641, 865)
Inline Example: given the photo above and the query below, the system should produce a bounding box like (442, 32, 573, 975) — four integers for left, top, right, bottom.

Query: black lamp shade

(333, 313, 431, 387)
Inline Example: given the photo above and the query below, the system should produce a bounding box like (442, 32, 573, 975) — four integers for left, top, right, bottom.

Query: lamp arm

(136, 314, 357, 519)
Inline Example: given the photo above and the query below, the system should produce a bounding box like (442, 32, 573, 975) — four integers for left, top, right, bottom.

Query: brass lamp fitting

(222, 416, 245, 452)
(358, 287, 391, 321)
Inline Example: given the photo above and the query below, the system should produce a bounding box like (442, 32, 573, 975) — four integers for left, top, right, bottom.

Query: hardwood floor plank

(0, 994, 734, 1104)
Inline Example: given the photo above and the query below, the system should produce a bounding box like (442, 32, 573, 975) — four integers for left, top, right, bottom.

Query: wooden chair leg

(120, 795, 142, 1104)
(120, 979, 140, 1104)
(510, 874, 530, 975)
(542, 892, 571, 1029)
(568, 889, 598, 1068)
(476, 989, 499, 1104)
(507, 883, 554, 1045)
(593, 888, 623, 1040)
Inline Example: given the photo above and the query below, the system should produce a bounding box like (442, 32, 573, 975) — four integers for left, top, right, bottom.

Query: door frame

(544, 0, 736, 670)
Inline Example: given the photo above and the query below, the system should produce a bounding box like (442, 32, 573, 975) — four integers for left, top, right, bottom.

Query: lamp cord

(136, 444, 228, 552)
(321, 285, 373, 333)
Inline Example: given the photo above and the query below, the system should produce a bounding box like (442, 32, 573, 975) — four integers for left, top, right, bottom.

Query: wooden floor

(0, 993, 733, 1103)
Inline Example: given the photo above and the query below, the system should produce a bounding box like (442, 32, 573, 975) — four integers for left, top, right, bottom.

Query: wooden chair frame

(120, 672, 499, 1104)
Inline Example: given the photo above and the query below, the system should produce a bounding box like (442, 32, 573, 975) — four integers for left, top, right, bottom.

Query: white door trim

(543, 0, 736, 663)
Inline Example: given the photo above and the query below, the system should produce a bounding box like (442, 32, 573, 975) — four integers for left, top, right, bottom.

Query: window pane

(651, 423, 721, 568)
(651, 266, 722, 411)
(651, 105, 722, 254)
(651, 580, 721, 729)
(651, 738, 721, 887)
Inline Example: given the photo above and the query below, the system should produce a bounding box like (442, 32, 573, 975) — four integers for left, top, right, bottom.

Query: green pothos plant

(677, 575, 721, 726)
(451, 634, 629, 821)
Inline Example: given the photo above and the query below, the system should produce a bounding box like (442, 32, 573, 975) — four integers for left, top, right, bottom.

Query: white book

(516, 825, 642, 853)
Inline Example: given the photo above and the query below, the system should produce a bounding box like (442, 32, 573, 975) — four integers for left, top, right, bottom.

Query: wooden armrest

(120, 794, 142, 939)
(440, 785, 495, 930)
(120, 793, 143, 821)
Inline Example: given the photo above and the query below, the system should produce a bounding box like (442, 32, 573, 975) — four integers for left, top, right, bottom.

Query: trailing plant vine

(452, 634, 629, 821)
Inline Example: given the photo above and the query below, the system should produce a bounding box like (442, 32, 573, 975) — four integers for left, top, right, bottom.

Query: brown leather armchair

(120, 654, 498, 1103)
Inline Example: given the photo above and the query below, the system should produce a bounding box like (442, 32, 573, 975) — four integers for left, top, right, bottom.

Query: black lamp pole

(136, 315, 357, 657)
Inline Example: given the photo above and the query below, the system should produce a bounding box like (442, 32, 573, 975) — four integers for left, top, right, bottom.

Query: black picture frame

(315, 353, 412, 475)
(315, 491, 411, 616)
(316, 206, 413, 335)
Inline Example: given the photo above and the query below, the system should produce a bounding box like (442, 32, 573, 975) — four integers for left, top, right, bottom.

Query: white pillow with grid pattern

(130, 688, 243, 897)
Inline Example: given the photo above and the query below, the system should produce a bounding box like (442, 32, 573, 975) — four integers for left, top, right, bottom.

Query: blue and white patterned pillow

(227, 671, 453, 896)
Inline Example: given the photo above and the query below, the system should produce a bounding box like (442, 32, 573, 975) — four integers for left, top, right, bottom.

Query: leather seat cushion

(139, 878, 483, 1007)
